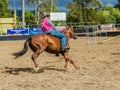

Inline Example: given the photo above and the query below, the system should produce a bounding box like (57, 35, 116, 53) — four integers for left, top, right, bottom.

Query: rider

(40, 12, 69, 51)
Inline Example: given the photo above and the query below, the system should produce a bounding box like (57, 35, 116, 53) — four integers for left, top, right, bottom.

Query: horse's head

(62, 26, 77, 39)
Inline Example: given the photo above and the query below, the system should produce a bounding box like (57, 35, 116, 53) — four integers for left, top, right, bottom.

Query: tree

(0, 0, 12, 17)
(25, 11, 35, 25)
(99, 4, 120, 24)
(114, 0, 120, 10)
(67, 3, 83, 22)
(27, 0, 59, 24)
(67, 0, 103, 23)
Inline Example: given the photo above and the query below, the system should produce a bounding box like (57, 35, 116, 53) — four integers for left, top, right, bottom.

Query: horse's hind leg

(63, 52, 79, 70)
(31, 47, 46, 72)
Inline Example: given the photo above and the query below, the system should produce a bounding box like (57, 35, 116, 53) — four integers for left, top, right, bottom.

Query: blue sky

(101, 0, 118, 6)
(9, 0, 73, 11)
(56, 0, 73, 11)
(9, 0, 34, 10)
(9, 0, 118, 11)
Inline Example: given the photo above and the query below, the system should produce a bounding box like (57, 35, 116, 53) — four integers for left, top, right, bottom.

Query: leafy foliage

(0, 0, 12, 17)
(1, 0, 119, 26)
(66, 0, 120, 24)
(27, 0, 59, 14)
(25, 11, 35, 25)
(25, 0, 120, 25)
(66, 0, 103, 24)
(114, 0, 120, 10)
(27, 0, 59, 24)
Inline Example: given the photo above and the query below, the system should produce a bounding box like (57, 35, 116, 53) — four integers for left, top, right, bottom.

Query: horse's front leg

(66, 36, 70, 48)
(63, 52, 80, 70)
(62, 52, 68, 69)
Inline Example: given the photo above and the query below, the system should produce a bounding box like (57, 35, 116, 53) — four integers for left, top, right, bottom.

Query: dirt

(0, 36, 120, 90)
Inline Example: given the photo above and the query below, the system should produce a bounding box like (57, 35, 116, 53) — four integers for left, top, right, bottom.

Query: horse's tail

(13, 38, 30, 59)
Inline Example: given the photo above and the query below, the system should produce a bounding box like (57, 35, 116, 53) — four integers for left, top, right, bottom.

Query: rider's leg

(49, 30, 69, 51)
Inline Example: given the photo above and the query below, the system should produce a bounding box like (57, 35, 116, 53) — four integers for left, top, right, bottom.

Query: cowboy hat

(42, 12, 50, 18)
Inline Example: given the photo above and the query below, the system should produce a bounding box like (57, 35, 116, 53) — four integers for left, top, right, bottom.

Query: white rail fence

(0, 23, 120, 43)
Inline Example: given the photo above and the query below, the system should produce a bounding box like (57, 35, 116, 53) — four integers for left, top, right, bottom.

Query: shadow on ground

(3, 66, 67, 75)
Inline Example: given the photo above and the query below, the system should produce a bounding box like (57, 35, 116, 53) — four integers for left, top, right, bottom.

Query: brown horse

(13, 26, 79, 72)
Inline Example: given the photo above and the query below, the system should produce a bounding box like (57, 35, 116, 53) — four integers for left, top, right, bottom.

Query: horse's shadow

(3, 66, 67, 74)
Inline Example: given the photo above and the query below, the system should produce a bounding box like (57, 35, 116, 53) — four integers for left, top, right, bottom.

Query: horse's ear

(65, 26, 69, 29)
(71, 26, 73, 29)
(68, 25, 73, 29)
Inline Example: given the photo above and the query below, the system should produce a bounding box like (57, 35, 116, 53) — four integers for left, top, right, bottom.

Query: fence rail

(0, 23, 120, 36)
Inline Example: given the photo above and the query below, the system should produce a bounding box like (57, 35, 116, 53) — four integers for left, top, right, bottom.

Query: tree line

(0, 0, 120, 26)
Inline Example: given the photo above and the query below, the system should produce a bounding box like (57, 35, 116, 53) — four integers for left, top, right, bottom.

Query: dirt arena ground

(0, 36, 120, 90)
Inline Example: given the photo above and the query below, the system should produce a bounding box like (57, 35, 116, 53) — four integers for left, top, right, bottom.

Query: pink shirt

(40, 18, 53, 32)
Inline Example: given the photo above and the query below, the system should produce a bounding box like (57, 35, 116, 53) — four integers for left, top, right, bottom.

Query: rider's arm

(48, 19, 57, 30)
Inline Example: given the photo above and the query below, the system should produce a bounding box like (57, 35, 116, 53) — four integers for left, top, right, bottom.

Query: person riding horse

(40, 12, 69, 51)
(13, 13, 79, 72)
(13, 25, 79, 72)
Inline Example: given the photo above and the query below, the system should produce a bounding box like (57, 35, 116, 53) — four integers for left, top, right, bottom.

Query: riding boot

(61, 46, 70, 51)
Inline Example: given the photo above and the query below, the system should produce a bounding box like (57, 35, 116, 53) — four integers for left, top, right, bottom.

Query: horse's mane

(60, 26, 69, 34)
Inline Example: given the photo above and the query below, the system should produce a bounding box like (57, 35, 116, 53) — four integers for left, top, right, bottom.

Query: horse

(13, 26, 79, 72)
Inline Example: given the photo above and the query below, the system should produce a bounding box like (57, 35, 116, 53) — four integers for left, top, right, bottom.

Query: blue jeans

(44, 30, 66, 49)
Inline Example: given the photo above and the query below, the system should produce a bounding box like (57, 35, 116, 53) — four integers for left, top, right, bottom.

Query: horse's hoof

(32, 67, 44, 73)
(32, 69, 44, 73)
(64, 66, 68, 71)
